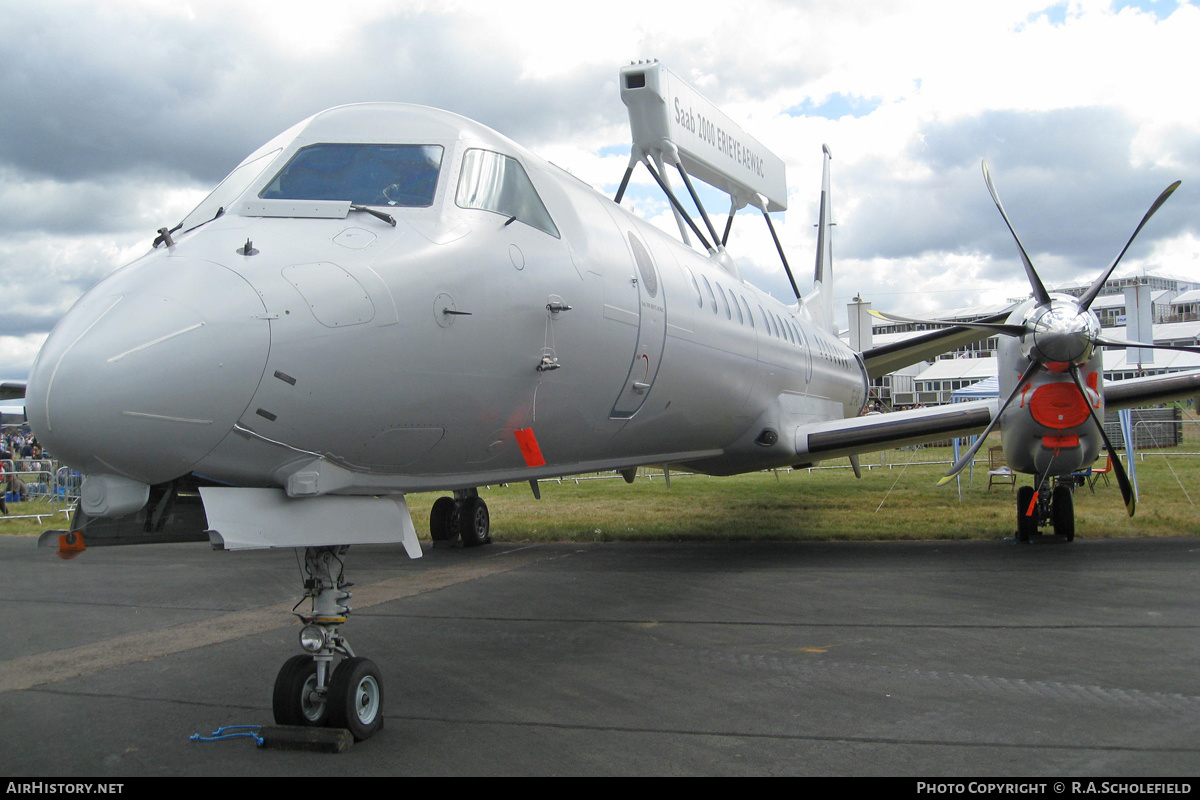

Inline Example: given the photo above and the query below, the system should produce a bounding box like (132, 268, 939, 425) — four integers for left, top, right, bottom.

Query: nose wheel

(272, 546, 385, 741)
(1015, 481, 1076, 543)
(272, 654, 329, 726)
(326, 657, 384, 740)
(429, 489, 491, 547)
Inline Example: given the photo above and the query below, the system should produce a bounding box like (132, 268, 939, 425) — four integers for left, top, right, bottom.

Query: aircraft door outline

(610, 233, 667, 419)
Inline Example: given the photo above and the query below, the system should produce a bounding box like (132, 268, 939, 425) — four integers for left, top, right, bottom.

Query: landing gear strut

(272, 546, 385, 741)
(429, 488, 491, 547)
(1015, 480, 1076, 543)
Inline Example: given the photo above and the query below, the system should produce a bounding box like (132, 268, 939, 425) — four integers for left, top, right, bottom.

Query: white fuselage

(26, 104, 867, 501)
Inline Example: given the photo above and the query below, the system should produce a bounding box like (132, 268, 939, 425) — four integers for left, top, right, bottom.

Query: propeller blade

(982, 161, 1052, 306)
(1068, 364, 1135, 516)
(937, 359, 1040, 486)
(1078, 181, 1181, 311)
(869, 309, 1027, 337)
(1094, 335, 1200, 355)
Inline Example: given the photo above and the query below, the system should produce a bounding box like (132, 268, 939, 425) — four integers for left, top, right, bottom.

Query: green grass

(5, 443, 1199, 542)
(405, 443, 1200, 542)
(0, 501, 74, 536)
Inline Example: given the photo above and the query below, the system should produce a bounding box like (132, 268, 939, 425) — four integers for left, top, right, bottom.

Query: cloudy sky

(3, 0, 1199, 385)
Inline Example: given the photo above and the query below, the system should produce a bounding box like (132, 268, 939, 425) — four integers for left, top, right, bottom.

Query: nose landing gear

(1015, 480, 1076, 543)
(272, 546, 385, 741)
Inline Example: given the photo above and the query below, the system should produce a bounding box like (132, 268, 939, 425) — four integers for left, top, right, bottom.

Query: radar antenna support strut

(614, 165, 635, 205)
(674, 162, 722, 247)
(761, 208, 801, 301)
(642, 159, 714, 252)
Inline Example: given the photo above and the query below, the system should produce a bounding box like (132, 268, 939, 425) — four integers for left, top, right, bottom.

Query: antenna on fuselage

(616, 62, 794, 291)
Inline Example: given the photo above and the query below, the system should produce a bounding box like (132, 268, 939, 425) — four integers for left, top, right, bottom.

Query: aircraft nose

(26, 257, 271, 485)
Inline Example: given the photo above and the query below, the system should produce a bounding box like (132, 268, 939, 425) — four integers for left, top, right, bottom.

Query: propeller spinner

(1021, 297, 1101, 367)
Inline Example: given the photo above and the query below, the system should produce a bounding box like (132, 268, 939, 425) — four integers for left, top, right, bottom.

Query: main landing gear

(272, 546, 384, 741)
(1015, 480, 1076, 543)
(428, 488, 492, 547)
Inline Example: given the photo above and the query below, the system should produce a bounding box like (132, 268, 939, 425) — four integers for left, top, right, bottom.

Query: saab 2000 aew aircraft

(5, 63, 1199, 740)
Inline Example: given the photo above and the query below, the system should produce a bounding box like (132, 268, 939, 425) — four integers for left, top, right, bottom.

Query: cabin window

(740, 297, 754, 328)
(715, 282, 732, 320)
(456, 148, 559, 237)
(703, 276, 718, 314)
(260, 144, 443, 207)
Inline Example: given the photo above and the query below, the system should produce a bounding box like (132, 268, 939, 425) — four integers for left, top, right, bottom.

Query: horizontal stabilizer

(621, 62, 786, 211)
(860, 308, 1015, 378)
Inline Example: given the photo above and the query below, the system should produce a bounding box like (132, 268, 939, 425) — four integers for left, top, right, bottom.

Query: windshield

(259, 144, 443, 207)
(177, 148, 282, 233)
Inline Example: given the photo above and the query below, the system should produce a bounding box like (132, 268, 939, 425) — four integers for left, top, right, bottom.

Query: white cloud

(0, 333, 47, 380)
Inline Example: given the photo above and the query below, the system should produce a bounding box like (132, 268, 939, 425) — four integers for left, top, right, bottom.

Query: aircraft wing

(0, 381, 26, 402)
(794, 400, 996, 463)
(793, 369, 1200, 466)
(1104, 369, 1200, 411)
(860, 310, 1014, 379)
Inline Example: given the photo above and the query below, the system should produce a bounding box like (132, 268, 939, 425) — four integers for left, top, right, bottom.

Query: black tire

(1052, 483, 1075, 542)
(430, 496, 457, 541)
(458, 495, 491, 547)
(272, 654, 328, 727)
(1016, 485, 1036, 542)
(327, 656, 385, 740)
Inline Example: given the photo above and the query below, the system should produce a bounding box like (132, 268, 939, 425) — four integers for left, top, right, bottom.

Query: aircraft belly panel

(355, 426, 446, 468)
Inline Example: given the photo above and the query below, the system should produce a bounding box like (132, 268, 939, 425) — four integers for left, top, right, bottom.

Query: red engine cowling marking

(1042, 435, 1080, 449)
(1029, 382, 1090, 429)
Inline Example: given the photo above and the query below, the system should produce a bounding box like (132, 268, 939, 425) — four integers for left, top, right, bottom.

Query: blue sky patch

(1029, 2, 1068, 26)
(788, 93, 882, 120)
(1111, 0, 1183, 19)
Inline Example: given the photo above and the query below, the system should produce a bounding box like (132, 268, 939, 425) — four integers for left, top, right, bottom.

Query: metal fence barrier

(2, 458, 81, 504)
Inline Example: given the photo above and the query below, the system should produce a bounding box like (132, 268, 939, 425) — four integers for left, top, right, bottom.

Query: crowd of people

(860, 400, 929, 414)
(1, 427, 58, 513)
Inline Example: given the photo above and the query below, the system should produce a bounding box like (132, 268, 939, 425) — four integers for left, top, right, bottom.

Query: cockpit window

(259, 144, 443, 207)
(177, 147, 282, 233)
(456, 148, 559, 238)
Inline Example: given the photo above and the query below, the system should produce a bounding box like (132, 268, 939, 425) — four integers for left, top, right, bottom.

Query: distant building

(852, 272, 1200, 408)
(1166, 289, 1200, 323)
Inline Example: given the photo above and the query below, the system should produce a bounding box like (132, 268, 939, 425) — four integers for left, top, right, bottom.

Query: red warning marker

(514, 428, 546, 467)
(57, 531, 86, 560)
